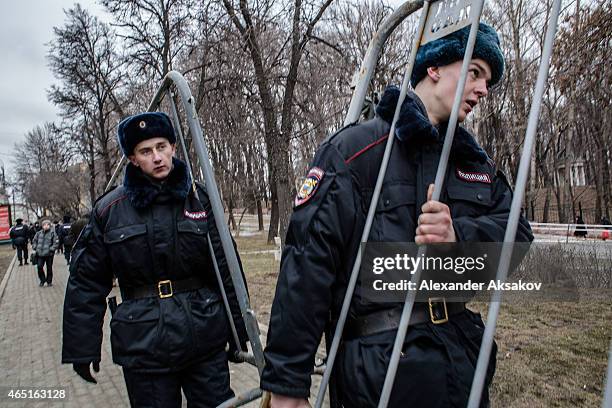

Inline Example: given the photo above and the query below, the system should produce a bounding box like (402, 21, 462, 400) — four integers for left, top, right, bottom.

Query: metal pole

(168, 92, 243, 354)
(207, 239, 246, 354)
(603, 340, 612, 408)
(314, 3, 430, 407)
(467, 1, 562, 406)
(377, 4, 485, 407)
(165, 71, 265, 373)
(168, 93, 197, 193)
(344, 0, 424, 126)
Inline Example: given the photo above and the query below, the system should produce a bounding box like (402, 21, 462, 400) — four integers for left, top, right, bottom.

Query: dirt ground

(234, 232, 611, 407)
(0, 244, 16, 285)
(234, 232, 279, 325)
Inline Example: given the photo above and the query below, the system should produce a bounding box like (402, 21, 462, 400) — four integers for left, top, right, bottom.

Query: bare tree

(101, 0, 195, 81)
(221, 0, 336, 242)
(47, 4, 125, 197)
(13, 123, 83, 218)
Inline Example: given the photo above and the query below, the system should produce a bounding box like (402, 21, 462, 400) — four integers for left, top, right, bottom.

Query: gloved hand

(73, 361, 100, 384)
(227, 340, 248, 363)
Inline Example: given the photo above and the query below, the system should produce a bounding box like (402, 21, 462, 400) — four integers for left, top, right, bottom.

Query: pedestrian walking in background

(28, 222, 39, 244)
(601, 216, 611, 241)
(32, 219, 58, 287)
(58, 215, 73, 264)
(574, 215, 587, 239)
(9, 218, 29, 266)
(54, 220, 64, 254)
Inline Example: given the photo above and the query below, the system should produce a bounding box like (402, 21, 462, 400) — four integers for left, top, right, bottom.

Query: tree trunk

(267, 180, 279, 243)
(88, 138, 96, 204)
(257, 199, 264, 231)
(227, 196, 236, 230)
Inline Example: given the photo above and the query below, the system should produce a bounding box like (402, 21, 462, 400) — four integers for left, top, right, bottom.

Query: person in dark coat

(9, 218, 29, 266)
(54, 220, 64, 254)
(28, 222, 40, 244)
(600, 216, 611, 240)
(32, 219, 58, 286)
(65, 215, 89, 258)
(58, 215, 73, 264)
(574, 215, 587, 238)
(260, 23, 534, 408)
(62, 111, 249, 408)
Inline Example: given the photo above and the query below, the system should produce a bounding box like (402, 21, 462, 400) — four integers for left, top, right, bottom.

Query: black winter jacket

(57, 223, 73, 246)
(10, 223, 29, 246)
(260, 88, 533, 397)
(62, 158, 248, 372)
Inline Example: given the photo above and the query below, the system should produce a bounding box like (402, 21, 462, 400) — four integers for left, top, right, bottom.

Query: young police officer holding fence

(62, 112, 249, 407)
(261, 23, 533, 407)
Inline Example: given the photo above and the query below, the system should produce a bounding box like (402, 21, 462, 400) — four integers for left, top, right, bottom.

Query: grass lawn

(0, 244, 16, 286)
(234, 233, 611, 407)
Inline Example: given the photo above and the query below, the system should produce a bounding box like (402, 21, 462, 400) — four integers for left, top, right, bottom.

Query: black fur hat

(117, 112, 176, 156)
(411, 22, 504, 88)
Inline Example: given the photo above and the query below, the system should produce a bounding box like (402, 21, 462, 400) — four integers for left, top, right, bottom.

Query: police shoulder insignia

(295, 167, 325, 207)
(456, 168, 492, 184)
(184, 209, 208, 220)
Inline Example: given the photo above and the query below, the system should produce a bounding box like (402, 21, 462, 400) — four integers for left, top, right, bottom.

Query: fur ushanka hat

(411, 22, 504, 88)
(117, 112, 176, 156)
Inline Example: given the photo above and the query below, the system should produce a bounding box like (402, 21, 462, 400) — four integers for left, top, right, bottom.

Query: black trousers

(122, 349, 234, 408)
(16, 244, 28, 263)
(37, 255, 54, 284)
(337, 309, 496, 408)
(64, 245, 72, 264)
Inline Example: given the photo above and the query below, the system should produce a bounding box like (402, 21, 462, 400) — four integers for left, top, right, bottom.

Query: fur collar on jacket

(123, 157, 192, 209)
(375, 86, 488, 164)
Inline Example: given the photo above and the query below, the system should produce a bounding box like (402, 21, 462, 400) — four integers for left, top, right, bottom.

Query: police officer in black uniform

(260, 23, 533, 407)
(57, 215, 73, 264)
(9, 218, 29, 266)
(62, 112, 249, 407)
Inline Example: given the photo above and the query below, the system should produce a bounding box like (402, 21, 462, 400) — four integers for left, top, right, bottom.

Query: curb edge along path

(0, 253, 17, 303)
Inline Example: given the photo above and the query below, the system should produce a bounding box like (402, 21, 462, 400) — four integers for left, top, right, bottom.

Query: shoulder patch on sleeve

(294, 167, 325, 208)
(456, 168, 492, 184)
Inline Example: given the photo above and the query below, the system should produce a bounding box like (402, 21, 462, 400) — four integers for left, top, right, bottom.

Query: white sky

(0, 0, 109, 176)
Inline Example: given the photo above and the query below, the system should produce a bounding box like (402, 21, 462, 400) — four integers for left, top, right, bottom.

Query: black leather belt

(121, 277, 206, 300)
(344, 299, 466, 340)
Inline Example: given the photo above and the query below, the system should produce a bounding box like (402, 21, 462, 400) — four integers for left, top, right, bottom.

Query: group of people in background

(8, 214, 88, 287)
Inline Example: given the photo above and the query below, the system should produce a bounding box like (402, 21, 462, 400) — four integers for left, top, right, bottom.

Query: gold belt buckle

(428, 297, 448, 324)
(158, 280, 173, 298)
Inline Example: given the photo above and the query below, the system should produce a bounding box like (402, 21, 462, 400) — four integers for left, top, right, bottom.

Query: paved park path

(0, 254, 265, 407)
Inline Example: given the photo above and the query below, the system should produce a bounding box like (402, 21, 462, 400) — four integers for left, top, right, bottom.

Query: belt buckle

(428, 297, 448, 324)
(158, 280, 173, 298)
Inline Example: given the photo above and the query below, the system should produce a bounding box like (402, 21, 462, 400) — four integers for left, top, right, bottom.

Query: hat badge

(139, 120, 146, 129)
